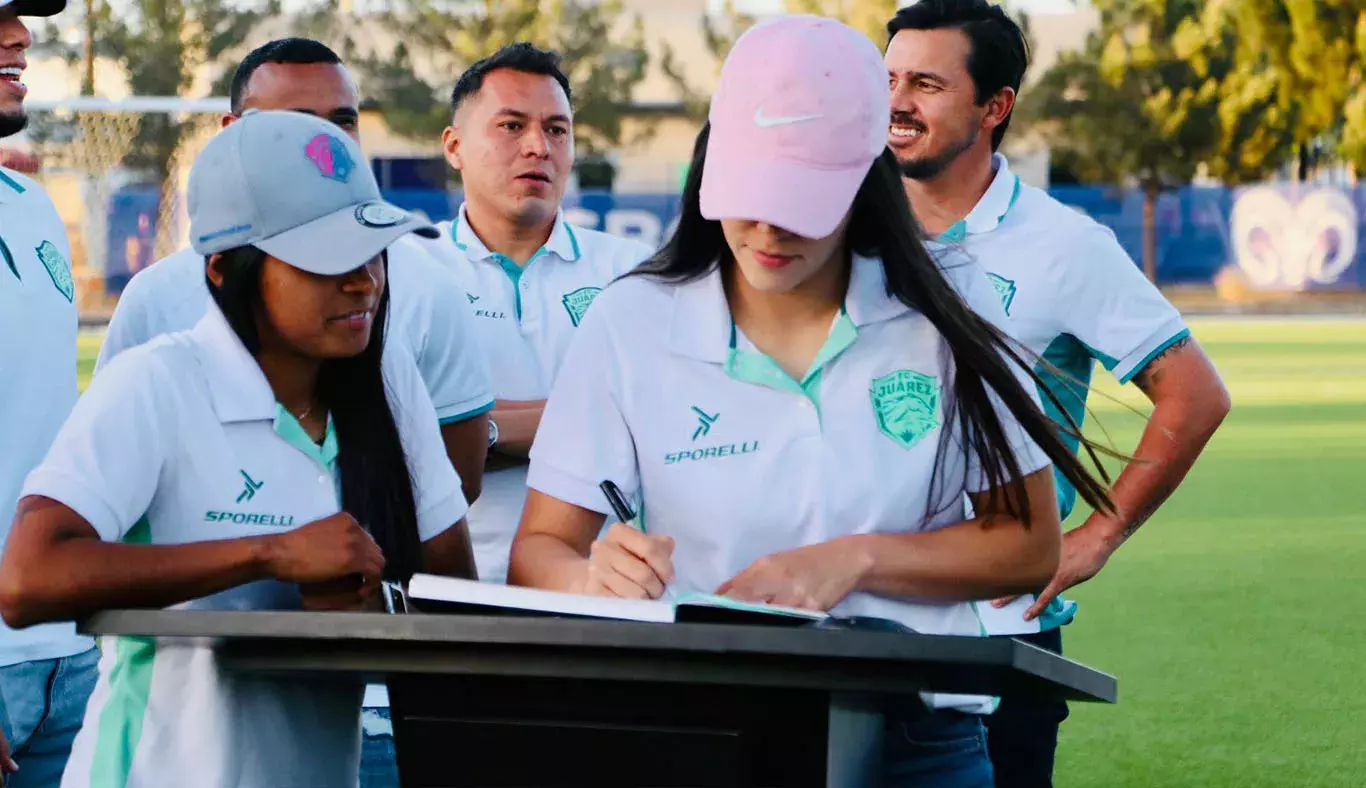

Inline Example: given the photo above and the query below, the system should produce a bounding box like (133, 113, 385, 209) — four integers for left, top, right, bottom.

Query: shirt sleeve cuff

(964, 432, 1054, 494)
(437, 398, 495, 426)
(525, 462, 614, 517)
(417, 489, 470, 543)
(20, 468, 128, 543)
(1112, 321, 1191, 385)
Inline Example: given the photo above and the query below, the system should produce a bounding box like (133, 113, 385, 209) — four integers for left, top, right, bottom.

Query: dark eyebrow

(494, 109, 571, 125)
(890, 70, 949, 86)
(909, 71, 949, 85)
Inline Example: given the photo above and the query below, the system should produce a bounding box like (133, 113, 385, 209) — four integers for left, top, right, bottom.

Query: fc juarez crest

(870, 369, 941, 450)
(561, 286, 602, 327)
(36, 240, 73, 302)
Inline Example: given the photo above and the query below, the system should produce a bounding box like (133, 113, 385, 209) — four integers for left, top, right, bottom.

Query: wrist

(1079, 516, 1128, 553)
(251, 535, 282, 581)
(838, 535, 878, 592)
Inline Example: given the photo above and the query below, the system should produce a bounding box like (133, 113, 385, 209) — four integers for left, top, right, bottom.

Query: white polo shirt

(416, 206, 653, 583)
(527, 255, 1052, 711)
(0, 167, 94, 668)
(26, 301, 466, 788)
(97, 236, 495, 425)
(929, 155, 1190, 636)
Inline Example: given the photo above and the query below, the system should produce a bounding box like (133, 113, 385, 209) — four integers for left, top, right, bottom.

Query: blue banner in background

(104, 185, 1364, 294)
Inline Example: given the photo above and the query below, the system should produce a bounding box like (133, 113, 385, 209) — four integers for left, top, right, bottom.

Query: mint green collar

(724, 309, 859, 414)
(935, 153, 1021, 243)
(667, 255, 905, 365)
(273, 405, 339, 469)
(450, 203, 582, 264)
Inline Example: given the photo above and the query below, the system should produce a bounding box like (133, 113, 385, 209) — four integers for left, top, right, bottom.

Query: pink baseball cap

(700, 15, 891, 239)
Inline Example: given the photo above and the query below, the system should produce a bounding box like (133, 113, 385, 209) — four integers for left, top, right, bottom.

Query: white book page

(407, 574, 676, 623)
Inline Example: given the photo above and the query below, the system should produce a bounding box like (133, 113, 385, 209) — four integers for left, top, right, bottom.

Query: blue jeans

(0, 647, 100, 788)
(984, 628, 1070, 787)
(360, 706, 399, 788)
(884, 704, 995, 787)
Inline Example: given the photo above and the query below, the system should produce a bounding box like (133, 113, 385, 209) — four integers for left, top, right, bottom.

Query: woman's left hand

(716, 538, 872, 612)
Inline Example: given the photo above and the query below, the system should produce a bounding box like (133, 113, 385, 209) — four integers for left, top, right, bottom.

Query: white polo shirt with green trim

(25, 301, 467, 788)
(527, 255, 1052, 712)
(0, 167, 95, 668)
(928, 154, 1191, 636)
(97, 236, 495, 425)
(417, 205, 653, 583)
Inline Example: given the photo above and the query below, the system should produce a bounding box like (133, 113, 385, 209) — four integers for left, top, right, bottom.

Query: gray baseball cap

(0, 0, 67, 17)
(187, 109, 437, 276)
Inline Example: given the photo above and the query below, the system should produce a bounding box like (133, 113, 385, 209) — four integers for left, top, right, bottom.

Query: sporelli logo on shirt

(665, 405, 759, 465)
(203, 471, 296, 527)
(204, 511, 298, 527)
(986, 272, 1017, 316)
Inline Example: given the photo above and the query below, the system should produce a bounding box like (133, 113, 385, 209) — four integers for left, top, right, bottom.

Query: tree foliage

(318, 0, 650, 152)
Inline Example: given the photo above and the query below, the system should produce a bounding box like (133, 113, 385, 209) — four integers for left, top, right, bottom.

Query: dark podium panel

(81, 610, 1116, 787)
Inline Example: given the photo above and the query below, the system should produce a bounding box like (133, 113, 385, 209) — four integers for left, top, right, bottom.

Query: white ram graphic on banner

(1230, 187, 1358, 290)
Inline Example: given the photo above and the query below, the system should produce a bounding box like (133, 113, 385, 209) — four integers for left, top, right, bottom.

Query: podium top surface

(80, 609, 1116, 703)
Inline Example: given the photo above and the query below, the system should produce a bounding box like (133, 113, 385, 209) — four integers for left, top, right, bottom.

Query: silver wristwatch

(487, 417, 499, 449)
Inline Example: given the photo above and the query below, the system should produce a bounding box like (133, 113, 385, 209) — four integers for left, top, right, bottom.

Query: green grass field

(75, 318, 1366, 786)
(1058, 318, 1366, 787)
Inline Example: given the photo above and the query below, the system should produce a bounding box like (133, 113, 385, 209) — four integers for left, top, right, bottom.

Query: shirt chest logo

(466, 292, 508, 320)
(203, 470, 295, 527)
(691, 406, 719, 440)
(561, 286, 602, 327)
(870, 370, 942, 450)
(665, 405, 759, 465)
(986, 272, 1017, 316)
(36, 240, 73, 302)
(236, 470, 264, 503)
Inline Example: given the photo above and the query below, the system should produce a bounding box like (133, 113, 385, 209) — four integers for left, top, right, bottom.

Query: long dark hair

(635, 125, 1113, 525)
(208, 246, 424, 581)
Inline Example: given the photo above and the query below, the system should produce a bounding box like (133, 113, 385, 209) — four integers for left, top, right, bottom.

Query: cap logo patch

(355, 202, 408, 228)
(754, 106, 825, 128)
(305, 133, 354, 183)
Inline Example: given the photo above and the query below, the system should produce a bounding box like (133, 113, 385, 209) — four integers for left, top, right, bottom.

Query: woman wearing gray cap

(0, 110, 476, 787)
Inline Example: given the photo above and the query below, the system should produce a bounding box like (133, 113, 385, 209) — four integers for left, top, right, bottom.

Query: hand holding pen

(577, 482, 675, 600)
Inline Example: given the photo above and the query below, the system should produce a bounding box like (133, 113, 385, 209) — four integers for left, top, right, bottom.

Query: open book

(405, 574, 829, 627)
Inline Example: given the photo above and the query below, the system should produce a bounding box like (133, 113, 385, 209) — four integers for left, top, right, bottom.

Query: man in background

(884, 1, 1231, 784)
(0, 1, 102, 784)
(414, 43, 654, 584)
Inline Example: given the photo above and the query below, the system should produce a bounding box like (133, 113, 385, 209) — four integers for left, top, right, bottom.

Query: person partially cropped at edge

(0, 0, 102, 784)
(412, 43, 654, 584)
(884, 2, 1231, 784)
(0, 111, 477, 787)
(509, 15, 1115, 787)
(97, 38, 495, 513)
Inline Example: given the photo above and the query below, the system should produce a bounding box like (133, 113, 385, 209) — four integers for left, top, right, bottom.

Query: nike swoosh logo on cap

(754, 107, 825, 127)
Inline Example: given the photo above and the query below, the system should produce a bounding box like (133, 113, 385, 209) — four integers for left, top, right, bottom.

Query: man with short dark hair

(414, 42, 654, 585)
(99, 38, 495, 511)
(884, 2, 1232, 785)
(0, 1, 104, 784)
(227, 37, 358, 130)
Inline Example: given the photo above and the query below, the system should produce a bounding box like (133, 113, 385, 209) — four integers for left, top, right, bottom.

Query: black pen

(599, 480, 637, 525)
